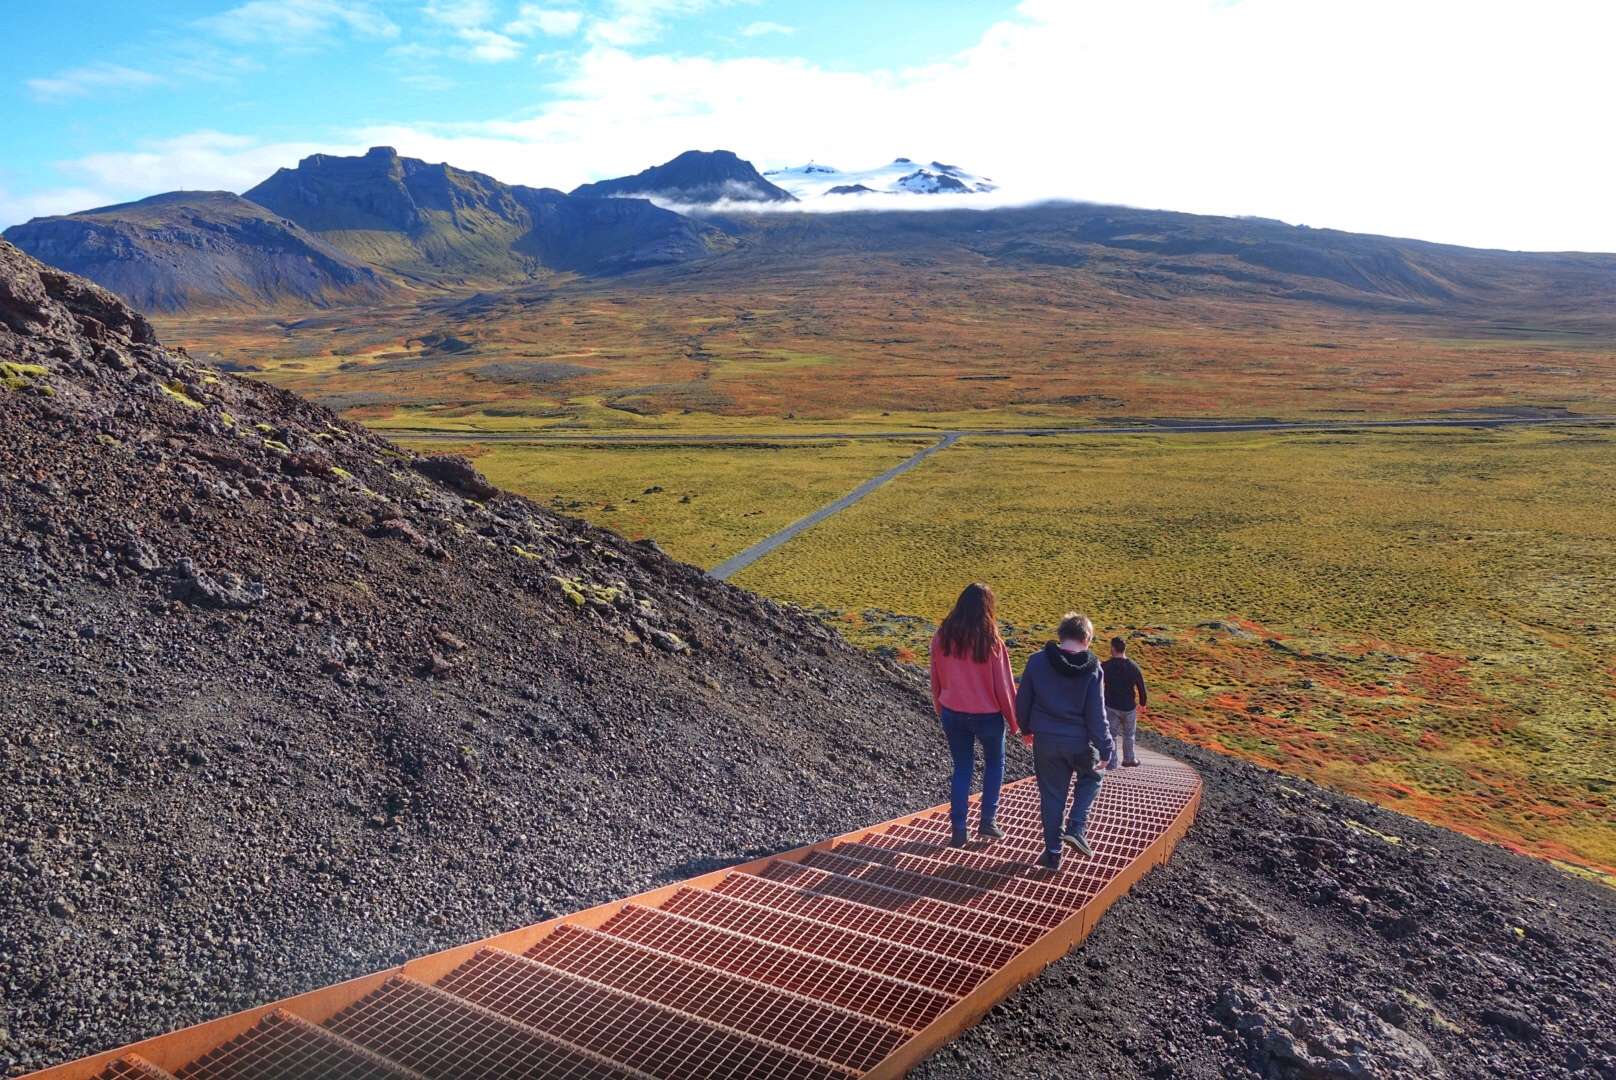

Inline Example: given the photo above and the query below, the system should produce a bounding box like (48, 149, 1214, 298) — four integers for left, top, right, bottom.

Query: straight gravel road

(709, 432, 960, 580)
(392, 413, 1616, 445)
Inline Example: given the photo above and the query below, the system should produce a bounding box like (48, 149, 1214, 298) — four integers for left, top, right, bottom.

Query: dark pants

(1032, 733, 1103, 855)
(940, 708, 1005, 838)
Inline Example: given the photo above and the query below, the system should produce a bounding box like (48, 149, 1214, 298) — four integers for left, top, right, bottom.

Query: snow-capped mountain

(764, 158, 996, 200)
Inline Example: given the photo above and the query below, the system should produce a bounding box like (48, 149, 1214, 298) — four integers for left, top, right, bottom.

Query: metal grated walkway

(29, 750, 1199, 1079)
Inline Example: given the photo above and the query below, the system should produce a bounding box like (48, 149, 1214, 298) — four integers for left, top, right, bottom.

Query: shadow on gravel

(654, 849, 780, 883)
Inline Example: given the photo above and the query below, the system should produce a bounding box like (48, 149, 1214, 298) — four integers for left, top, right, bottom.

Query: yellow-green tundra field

(408, 428, 1616, 883)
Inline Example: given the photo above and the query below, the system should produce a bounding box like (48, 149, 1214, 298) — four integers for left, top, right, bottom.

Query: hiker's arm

(928, 650, 942, 718)
(1090, 672, 1114, 762)
(994, 644, 1020, 735)
(1015, 661, 1035, 734)
(1136, 663, 1148, 709)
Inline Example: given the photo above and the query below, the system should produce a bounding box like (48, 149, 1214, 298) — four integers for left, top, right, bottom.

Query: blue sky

(6, 1, 1615, 251)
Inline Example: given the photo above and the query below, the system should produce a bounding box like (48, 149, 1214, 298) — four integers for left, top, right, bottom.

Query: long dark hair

(938, 582, 1000, 663)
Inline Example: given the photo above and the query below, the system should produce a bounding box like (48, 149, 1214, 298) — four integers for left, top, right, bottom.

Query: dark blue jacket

(1016, 645, 1114, 758)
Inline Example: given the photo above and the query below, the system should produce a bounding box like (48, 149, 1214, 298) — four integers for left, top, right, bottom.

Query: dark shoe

(977, 821, 1005, 841)
(1061, 831, 1094, 858)
(1038, 850, 1063, 871)
(1122, 759, 1140, 767)
(949, 831, 969, 848)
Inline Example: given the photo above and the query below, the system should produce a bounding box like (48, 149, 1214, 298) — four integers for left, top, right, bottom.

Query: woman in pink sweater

(929, 582, 1021, 846)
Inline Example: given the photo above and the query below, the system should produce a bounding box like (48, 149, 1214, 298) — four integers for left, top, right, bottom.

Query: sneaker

(977, 821, 1005, 841)
(1061, 831, 1095, 858)
(949, 831, 969, 848)
(1038, 850, 1063, 871)
(1122, 760, 1141, 768)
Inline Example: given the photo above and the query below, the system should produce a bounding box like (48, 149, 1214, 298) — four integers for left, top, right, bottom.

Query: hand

(1021, 733, 1034, 748)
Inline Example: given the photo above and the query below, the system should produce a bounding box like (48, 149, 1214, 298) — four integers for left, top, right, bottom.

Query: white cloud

(586, 0, 752, 47)
(421, 0, 497, 29)
(60, 131, 351, 201)
(201, 0, 399, 44)
(361, 0, 1616, 251)
(507, 5, 583, 36)
(0, 184, 124, 225)
(13, 0, 1616, 250)
(739, 20, 793, 37)
(419, 1, 534, 62)
(455, 28, 524, 61)
(26, 63, 163, 102)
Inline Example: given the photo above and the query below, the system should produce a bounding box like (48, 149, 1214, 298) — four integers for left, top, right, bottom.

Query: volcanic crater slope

(2, 241, 1614, 1080)
(0, 237, 947, 1071)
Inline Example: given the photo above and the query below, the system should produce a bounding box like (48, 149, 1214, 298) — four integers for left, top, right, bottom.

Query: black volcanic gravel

(1, 241, 1612, 1078)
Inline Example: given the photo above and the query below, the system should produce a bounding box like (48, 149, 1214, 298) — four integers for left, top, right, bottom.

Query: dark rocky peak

(247, 148, 546, 237)
(570, 149, 795, 204)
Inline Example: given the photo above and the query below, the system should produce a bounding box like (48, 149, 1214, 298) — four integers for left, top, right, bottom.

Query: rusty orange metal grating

(31, 749, 1200, 1079)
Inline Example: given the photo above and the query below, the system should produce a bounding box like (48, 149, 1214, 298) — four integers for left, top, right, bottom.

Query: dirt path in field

(393, 412, 1616, 445)
(708, 431, 961, 580)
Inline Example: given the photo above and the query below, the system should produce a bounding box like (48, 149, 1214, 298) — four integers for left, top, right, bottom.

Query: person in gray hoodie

(1015, 612, 1115, 870)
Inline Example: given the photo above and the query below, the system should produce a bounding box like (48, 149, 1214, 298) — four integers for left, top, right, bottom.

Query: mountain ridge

(2, 148, 724, 309)
(245, 145, 721, 285)
(6, 146, 1616, 317)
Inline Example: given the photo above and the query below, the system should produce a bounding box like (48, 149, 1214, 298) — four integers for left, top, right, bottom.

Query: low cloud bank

(643, 187, 1102, 217)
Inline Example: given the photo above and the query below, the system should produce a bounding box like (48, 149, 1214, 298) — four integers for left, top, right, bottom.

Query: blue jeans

(940, 708, 1005, 838)
(1032, 733, 1103, 855)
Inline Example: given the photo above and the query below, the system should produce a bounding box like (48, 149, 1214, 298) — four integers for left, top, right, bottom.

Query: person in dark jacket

(1101, 636, 1148, 769)
(1015, 612, 1114, 869)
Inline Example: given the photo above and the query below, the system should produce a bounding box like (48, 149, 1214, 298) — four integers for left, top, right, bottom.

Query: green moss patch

(1, 362, 49, 391)
(160, 382, 205, 409)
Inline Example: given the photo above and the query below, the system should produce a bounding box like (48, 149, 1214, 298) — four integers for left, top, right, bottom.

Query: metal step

(325, 974, 647, 1079)
(174, 1009, 423, 1079)
(440, 947, 852, 1080)
(897, 814, 1131, 871)
(860, 828, 1111, 897)
(800, 850, 1071, 930)
(527, 926, 904, 1072)
(593, 904, 957, 1031)
(835, 839, 1094, 911)
(662, 885, 992, 997)
(712, 872, 1022, 971)
(753, 860, 1043, 948)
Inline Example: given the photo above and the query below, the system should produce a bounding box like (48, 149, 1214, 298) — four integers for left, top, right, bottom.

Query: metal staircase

(32, 750, 1200, 1079)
